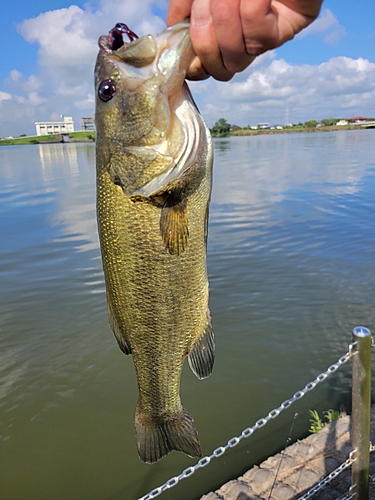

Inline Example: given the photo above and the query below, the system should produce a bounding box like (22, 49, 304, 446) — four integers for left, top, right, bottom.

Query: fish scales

(95, 21, 214, 463)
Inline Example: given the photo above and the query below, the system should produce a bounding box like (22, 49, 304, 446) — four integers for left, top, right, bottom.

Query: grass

(68, 131, 95, 140)
(0, 131, 96, 146)
(309, 406, 347, 433)
(218, 124, 362, 138)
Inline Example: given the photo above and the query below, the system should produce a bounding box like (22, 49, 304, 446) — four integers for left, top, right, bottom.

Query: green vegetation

(0, 131, 96, 146)
(210, 118, 231, 137)
(68, 131, 96, 140)
(322, 118, 340, 126)
(0, 134, 60, 145)
(304, 119, 319, 128)
(209, 116, 374, 138)
(309, 406, 346, 433)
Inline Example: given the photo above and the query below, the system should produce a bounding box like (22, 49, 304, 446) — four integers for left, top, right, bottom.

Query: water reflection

(0, 131, 374, 500)
(38, 143, 79, 177)
(212, 133, 369, 210)
(214, 139, 231, 156)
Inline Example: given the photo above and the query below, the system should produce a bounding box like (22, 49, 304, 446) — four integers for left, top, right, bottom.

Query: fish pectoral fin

(188, 319, 215, 380)
(160, 196, 189, 255)
(135, 405, 201, 463)
(107, 296, 132, 355)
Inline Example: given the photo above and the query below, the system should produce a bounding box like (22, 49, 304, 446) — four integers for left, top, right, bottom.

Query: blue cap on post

(353, 326, 371, 338)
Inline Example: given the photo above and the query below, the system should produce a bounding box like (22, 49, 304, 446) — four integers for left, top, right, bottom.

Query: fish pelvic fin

(160, 196, 189, 255)
(188, 318, 215, 379)
(135, 406, 201, 464)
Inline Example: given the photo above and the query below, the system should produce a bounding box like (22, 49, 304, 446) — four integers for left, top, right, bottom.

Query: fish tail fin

(135, 405, 202, 463)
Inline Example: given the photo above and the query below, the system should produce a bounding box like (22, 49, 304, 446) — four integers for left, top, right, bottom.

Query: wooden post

(351, 326, 372, 500)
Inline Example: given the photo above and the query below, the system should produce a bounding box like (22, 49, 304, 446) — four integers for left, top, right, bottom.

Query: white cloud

(297, 8, 346, 45)
(0, 91, 12, 102)
(194, 56, 375, 127)
(0, 0, 164, 137)
(74, 93, 95, 110)
(0, 2, 373, 137)
(16, 1, 165, 90)
(8, 70, 23, 84)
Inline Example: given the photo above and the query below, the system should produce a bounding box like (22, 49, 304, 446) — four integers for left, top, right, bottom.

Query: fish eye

(98, 80, 116, 102)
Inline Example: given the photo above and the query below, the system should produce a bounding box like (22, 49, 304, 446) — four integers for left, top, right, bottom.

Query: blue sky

(1, 0, 374, 137)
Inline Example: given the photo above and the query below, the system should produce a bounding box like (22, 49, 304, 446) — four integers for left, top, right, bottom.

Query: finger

(190, 0, 234, 81)
(186, 56, 210, 80)
(167, 0, 194, 26)
(240, 0, 280, 55)
(278, 0, 323, 21)
(211, 0, 255, 73)
(270, 0, 324, 39)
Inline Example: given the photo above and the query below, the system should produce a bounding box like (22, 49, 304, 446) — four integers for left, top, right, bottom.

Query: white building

(35, 116, 75, 136)
(80, 117, 95, 131)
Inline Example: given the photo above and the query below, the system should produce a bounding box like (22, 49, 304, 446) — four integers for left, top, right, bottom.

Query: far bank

(1, 123, 374, 146)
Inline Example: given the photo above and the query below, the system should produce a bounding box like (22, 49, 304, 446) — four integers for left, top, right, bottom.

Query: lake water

(0, 130, 375, 500)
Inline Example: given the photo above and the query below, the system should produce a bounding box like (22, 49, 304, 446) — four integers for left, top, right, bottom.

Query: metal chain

(297, 451, 356, 500)
(298, 443, 375, 500)
(138, 343, 355, 500)
(340, 489, 356, 500)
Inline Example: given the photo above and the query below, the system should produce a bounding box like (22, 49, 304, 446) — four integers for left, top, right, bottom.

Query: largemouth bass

(95, 21, 214, 464)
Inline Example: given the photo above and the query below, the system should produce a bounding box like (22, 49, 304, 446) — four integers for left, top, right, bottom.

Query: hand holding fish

(167, 0, 324, 81)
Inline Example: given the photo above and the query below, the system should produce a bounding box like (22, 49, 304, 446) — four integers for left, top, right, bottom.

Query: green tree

(210, 118, 231, 136)
(322, 118, 339, 126)
(304, 119, 319, 128)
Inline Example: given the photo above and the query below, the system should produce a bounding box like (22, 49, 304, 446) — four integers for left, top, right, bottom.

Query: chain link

(298, 444, 375, 500)
(138, 344, 355, 500)
(297, 451, 356, 500)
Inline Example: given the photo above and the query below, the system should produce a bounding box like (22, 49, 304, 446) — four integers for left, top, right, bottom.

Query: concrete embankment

(201, 406, 375, 500)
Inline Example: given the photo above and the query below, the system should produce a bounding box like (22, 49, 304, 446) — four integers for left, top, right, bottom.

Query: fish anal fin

(107, 295, 132, 355)
(188, 319, 215, 380)
(160, 197, 189, 255)
(135, 406, 201, 463)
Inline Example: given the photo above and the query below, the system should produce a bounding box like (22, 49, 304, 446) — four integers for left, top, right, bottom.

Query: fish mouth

(98, 20, 194, 93)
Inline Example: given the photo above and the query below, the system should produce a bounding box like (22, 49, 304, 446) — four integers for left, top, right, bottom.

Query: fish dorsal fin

(188, 318, 215, 379)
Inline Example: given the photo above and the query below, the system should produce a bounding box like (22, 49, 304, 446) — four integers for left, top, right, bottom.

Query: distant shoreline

(213, 124, 374, 138)
(0, 125, 373, 146)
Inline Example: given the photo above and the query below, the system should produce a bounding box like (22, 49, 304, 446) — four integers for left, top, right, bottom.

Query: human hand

(167, 0, 323, 81)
